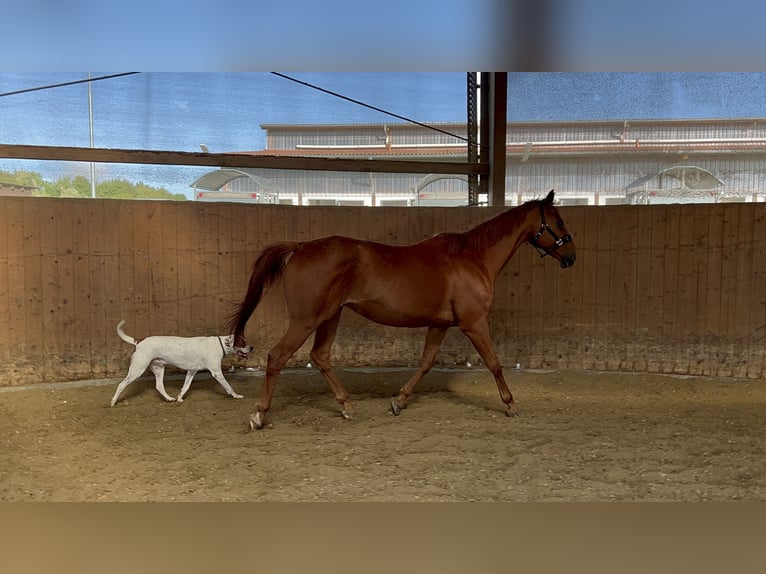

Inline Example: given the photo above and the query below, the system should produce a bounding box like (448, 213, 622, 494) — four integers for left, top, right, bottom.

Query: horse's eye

(557, 220, 564, 228)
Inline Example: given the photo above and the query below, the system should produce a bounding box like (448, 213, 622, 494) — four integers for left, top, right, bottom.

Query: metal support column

(466, 72, 479, 206)
(479, 72, 490, 200)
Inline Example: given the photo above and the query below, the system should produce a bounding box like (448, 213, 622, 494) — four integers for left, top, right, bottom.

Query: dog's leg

(111, 374, 140, 406)
(150, 361, 177, 402)
(177, 370, 198, 402)
(209, 369, 244, 399)
(110, 360, 147, 406)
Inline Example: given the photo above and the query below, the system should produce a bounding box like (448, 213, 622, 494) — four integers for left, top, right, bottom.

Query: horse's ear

(544, 190, 555, 205)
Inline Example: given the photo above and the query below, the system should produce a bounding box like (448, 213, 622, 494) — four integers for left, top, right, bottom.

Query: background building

(192, 118, 766, 206)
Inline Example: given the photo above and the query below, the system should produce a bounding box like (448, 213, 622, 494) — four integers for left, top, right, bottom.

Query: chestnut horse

(229, 190, 575, 429)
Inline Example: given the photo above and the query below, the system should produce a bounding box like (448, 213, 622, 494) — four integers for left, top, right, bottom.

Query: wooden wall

(1, 197, 765, 386)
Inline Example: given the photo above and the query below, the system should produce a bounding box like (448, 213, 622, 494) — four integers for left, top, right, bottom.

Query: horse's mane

(442, 200, 535, 255)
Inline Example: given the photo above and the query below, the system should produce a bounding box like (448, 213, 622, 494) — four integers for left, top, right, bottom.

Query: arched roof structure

(190, 168, 282, 193)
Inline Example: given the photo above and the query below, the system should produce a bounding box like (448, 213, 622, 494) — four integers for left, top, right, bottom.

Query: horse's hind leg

(309, 310, 354, 420)
(250, 322, 314, 430)
(391, 326, 447, 416)
(460, 319, 520, 417)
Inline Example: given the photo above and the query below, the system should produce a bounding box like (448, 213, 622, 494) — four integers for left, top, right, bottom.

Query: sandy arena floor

(1, 367, 764, 501)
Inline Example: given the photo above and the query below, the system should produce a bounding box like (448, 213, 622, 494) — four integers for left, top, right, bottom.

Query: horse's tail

(116, 320, 138, 346)
(228, 242, 299, 345)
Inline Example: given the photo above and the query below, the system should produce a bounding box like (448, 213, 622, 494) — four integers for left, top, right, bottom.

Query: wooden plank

(85, 201, 106, 376)
(718, 204, 739, 377)
(501, 213, 521, 369)
(198, 203, 220, 337)
(747, 204, 766, 378)
(590, 206, 612, 371)
(620, 206, 640, 371)
(188, 203, 210, 336)
(158, 201, 179, 334)
(661, 205, 683, 374)
(61, 204, 78, 374)
(71, 201, 93, 376)
(0, 200, 11, 368)
(249, 205, 271, 348)
(19, 200, 44, 381)
(581, 207, 601, 370)
(4, 199, 26, 364)
(0, 143, 487, 176)
(673, 204, 698, 374)
(308, 205, 324, 240)
(369, 204, 387, 243)
(214, 203, 234, 334)
(689, 205, 711, 375)
(144, 201, 163, 335)
(646, 206, 666, 373)
(632, 206, 653, 372)
(514, 208, 541, 368)
(56, 201, 76, 376)
(131, 201, 152, 342)
(555, 204, 584, 370)
(702, 204, 724, 376)
(538, 205, 564, 369)
(6, 200, 28, 378)
(173, 203, 192, 335)
(413, 204, 435, 243)
(604, 206, 625, 371)
(101, 200, 122, 375)
(355, 205, 373, 242)
(38, 200, 59, 381)
(225, 201, 247, 335)
(115, 200, 136, 372)
(733, 203, 755, 378)
(602, 206, 623, 371)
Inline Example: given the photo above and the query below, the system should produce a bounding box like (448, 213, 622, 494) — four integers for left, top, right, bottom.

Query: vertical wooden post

(487, 72, 507, 207)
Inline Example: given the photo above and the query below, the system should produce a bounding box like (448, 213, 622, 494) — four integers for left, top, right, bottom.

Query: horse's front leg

(460, 319, 520, 417)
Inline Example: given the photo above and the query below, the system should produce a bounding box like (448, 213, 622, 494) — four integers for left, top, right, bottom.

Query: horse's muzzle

(560, 254, 576, 268)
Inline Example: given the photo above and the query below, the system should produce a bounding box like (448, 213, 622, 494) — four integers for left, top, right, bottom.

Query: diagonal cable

(271, 72, 473, 145)
(0, 72, 140, 98)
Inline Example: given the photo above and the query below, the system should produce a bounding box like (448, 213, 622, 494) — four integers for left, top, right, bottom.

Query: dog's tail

(116, 320, 138, 346)
(227, 241, 299, 346)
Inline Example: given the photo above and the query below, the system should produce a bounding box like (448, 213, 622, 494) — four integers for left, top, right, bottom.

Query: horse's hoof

(246, 412, 264, 432)
(390, 398, 401, 416)
(505, 403, 522, 417)
(342, 411, 353, 420)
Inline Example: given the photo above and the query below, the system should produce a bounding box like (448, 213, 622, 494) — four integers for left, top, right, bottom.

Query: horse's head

(529, 190, 576, 268)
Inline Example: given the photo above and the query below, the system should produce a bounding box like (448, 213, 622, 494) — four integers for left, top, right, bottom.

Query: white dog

(110, 320, 253, 406)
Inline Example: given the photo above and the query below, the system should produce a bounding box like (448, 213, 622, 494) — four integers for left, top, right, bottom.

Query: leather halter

(529, 201, 572, 258)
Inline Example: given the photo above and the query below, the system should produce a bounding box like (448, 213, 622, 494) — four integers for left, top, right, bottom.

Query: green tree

(19, 172, 186, 201)
(96, 178, 184, 200)
(0, 170, 45, 189)
(0, 169, 186, 200)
